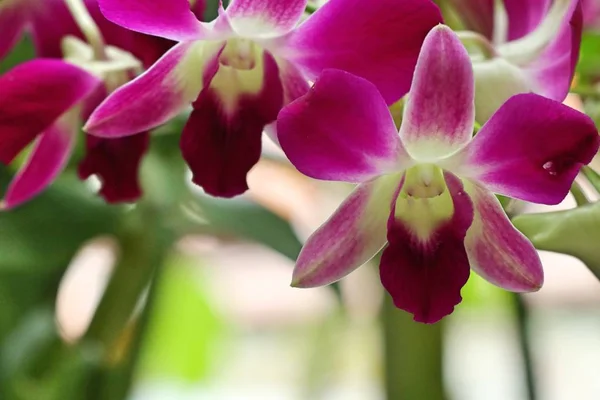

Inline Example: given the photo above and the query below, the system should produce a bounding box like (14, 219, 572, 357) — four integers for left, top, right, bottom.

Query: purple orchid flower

(449, 0, 583, 122)
(0, 0, 174, 207)
(276, 25, 600, 323)
(0, 60, 100, 209)
(84, 0, 443, 198)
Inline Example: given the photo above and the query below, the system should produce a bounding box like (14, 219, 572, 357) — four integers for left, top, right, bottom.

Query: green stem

(581, 166, 600, 195)
(570, 181, 590, 206)
(84, 208, 172, 353)
(456, 30, 498, 59)
(382, 294, 447, 400)
(570, 85, 600, 99)
(63, 0, 106, 60)
(513, 294, 537, 400)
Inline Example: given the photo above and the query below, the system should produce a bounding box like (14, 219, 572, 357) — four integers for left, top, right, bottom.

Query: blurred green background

(3, 1, 600, 400)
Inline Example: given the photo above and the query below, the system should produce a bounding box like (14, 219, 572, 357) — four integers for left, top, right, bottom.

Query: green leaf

(137, 255, 222, 382)
(194, 195, 303, 261)
(512, 202, 600, 279)
(0, 168, 120, 272)
(576, 32, 600, 83)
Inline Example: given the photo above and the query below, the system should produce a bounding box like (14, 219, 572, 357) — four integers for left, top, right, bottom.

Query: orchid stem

(581, 166, 600, 195)
(456, 30, 498, 59)
(63, 0, 106, 60)
(570, 181, 590, 206)
(382, 293, 447, 400)
(513, 293, 538, 400)
(84, 206, 172, 355)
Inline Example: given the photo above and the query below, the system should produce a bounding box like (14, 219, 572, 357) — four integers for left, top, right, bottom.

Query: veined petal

(503, 0, 552, 41)
(463, 180, 543, 291)
(85, 41, 224, 138)
(498, 0, 576, 66)
(380, 172, 474, 324)
(280, 0, 442, 104)
(447, 0, 495, 39)
(400, 25, 475, 160)
(278, 69, 409, 183)
(0, 1, 28, 60)
(292, 173, 402, 288)
(451, 94, 599, 205)
(2, 116, 77, 209)
(78, 132, 150, 203)
(225, 0, 306, 38)
(472, 58, 531, 123)
(97, 0, 207, 41)
(180, 51, 283, 197)
(0, 59, 100, 164)
(521, 0, 582, 102)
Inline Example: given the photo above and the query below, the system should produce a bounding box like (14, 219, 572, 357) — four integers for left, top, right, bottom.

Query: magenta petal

(85, 41, 222, 138)
(0, 59, 100, 164)
(448, 0, 494, 39)
(2, 119, 77, 209)
(276, 57, 310, 105)
(292, 174, 401, 287)
(97, 0, 206, 41)
(278, 69, 408, 183)
(78, 133, 149, 203)
(180, 52, 283, 197)
(504, 0, 552, 41)
(400, 25, 474, 160)
(522, 0, 582, 102)
(380, 173, 474, 324)
(459, 94, 599, 205)
(0, 3, 27, 60)
(225, 0, 306, 37)
(463, 181, 543, 292)
(283, 0, 442, 104)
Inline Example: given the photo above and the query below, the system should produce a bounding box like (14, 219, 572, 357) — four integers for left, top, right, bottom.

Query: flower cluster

(1, 0, 599, 322)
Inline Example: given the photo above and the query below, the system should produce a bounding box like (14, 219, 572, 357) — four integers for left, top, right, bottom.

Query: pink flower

(449, 0, 583, 121)
(277, 25, 600, 323)
(0, 0, 174, 207)
(84, 0, 443, 197)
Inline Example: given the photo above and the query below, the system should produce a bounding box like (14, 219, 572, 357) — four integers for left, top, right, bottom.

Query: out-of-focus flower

(0, 0, 175, 206)
(0, 60, 100, 209)
(449, 0, 583, 122)
(277, 25, 599, 323)
(85, 0, 443, 198)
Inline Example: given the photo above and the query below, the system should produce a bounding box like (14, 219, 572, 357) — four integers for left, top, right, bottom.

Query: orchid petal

(463, 180, 543, 291)
(452, 94, 599, 205)
(280, 0, 442, 104)
(180, 51, 283, 197)
(2, 117, 77, 209)
(472, 58, 531, 123)
(278, 69, 409, 183)
(78, 132, 149, 203)
(380, 172, 474, 324)
(0, 2, 28, 60)
(225, 0, 306, 38)
(400, 25, 474, 160)
(292, 173, 402, 288)
(521, 0, 582, 102)
(0, 59, 100, 164)
(85, 41, 223, 138)
(503, 0, 552, 41)
(97, 0, 206, 41)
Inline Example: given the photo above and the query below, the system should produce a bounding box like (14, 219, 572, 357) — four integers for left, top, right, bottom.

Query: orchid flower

(0, 60, 100, 209)
(277, 25, 600, 323)
(0, 0, 173, 207)
(449, 0, 583, 122)
(84, 0, 443, 198)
